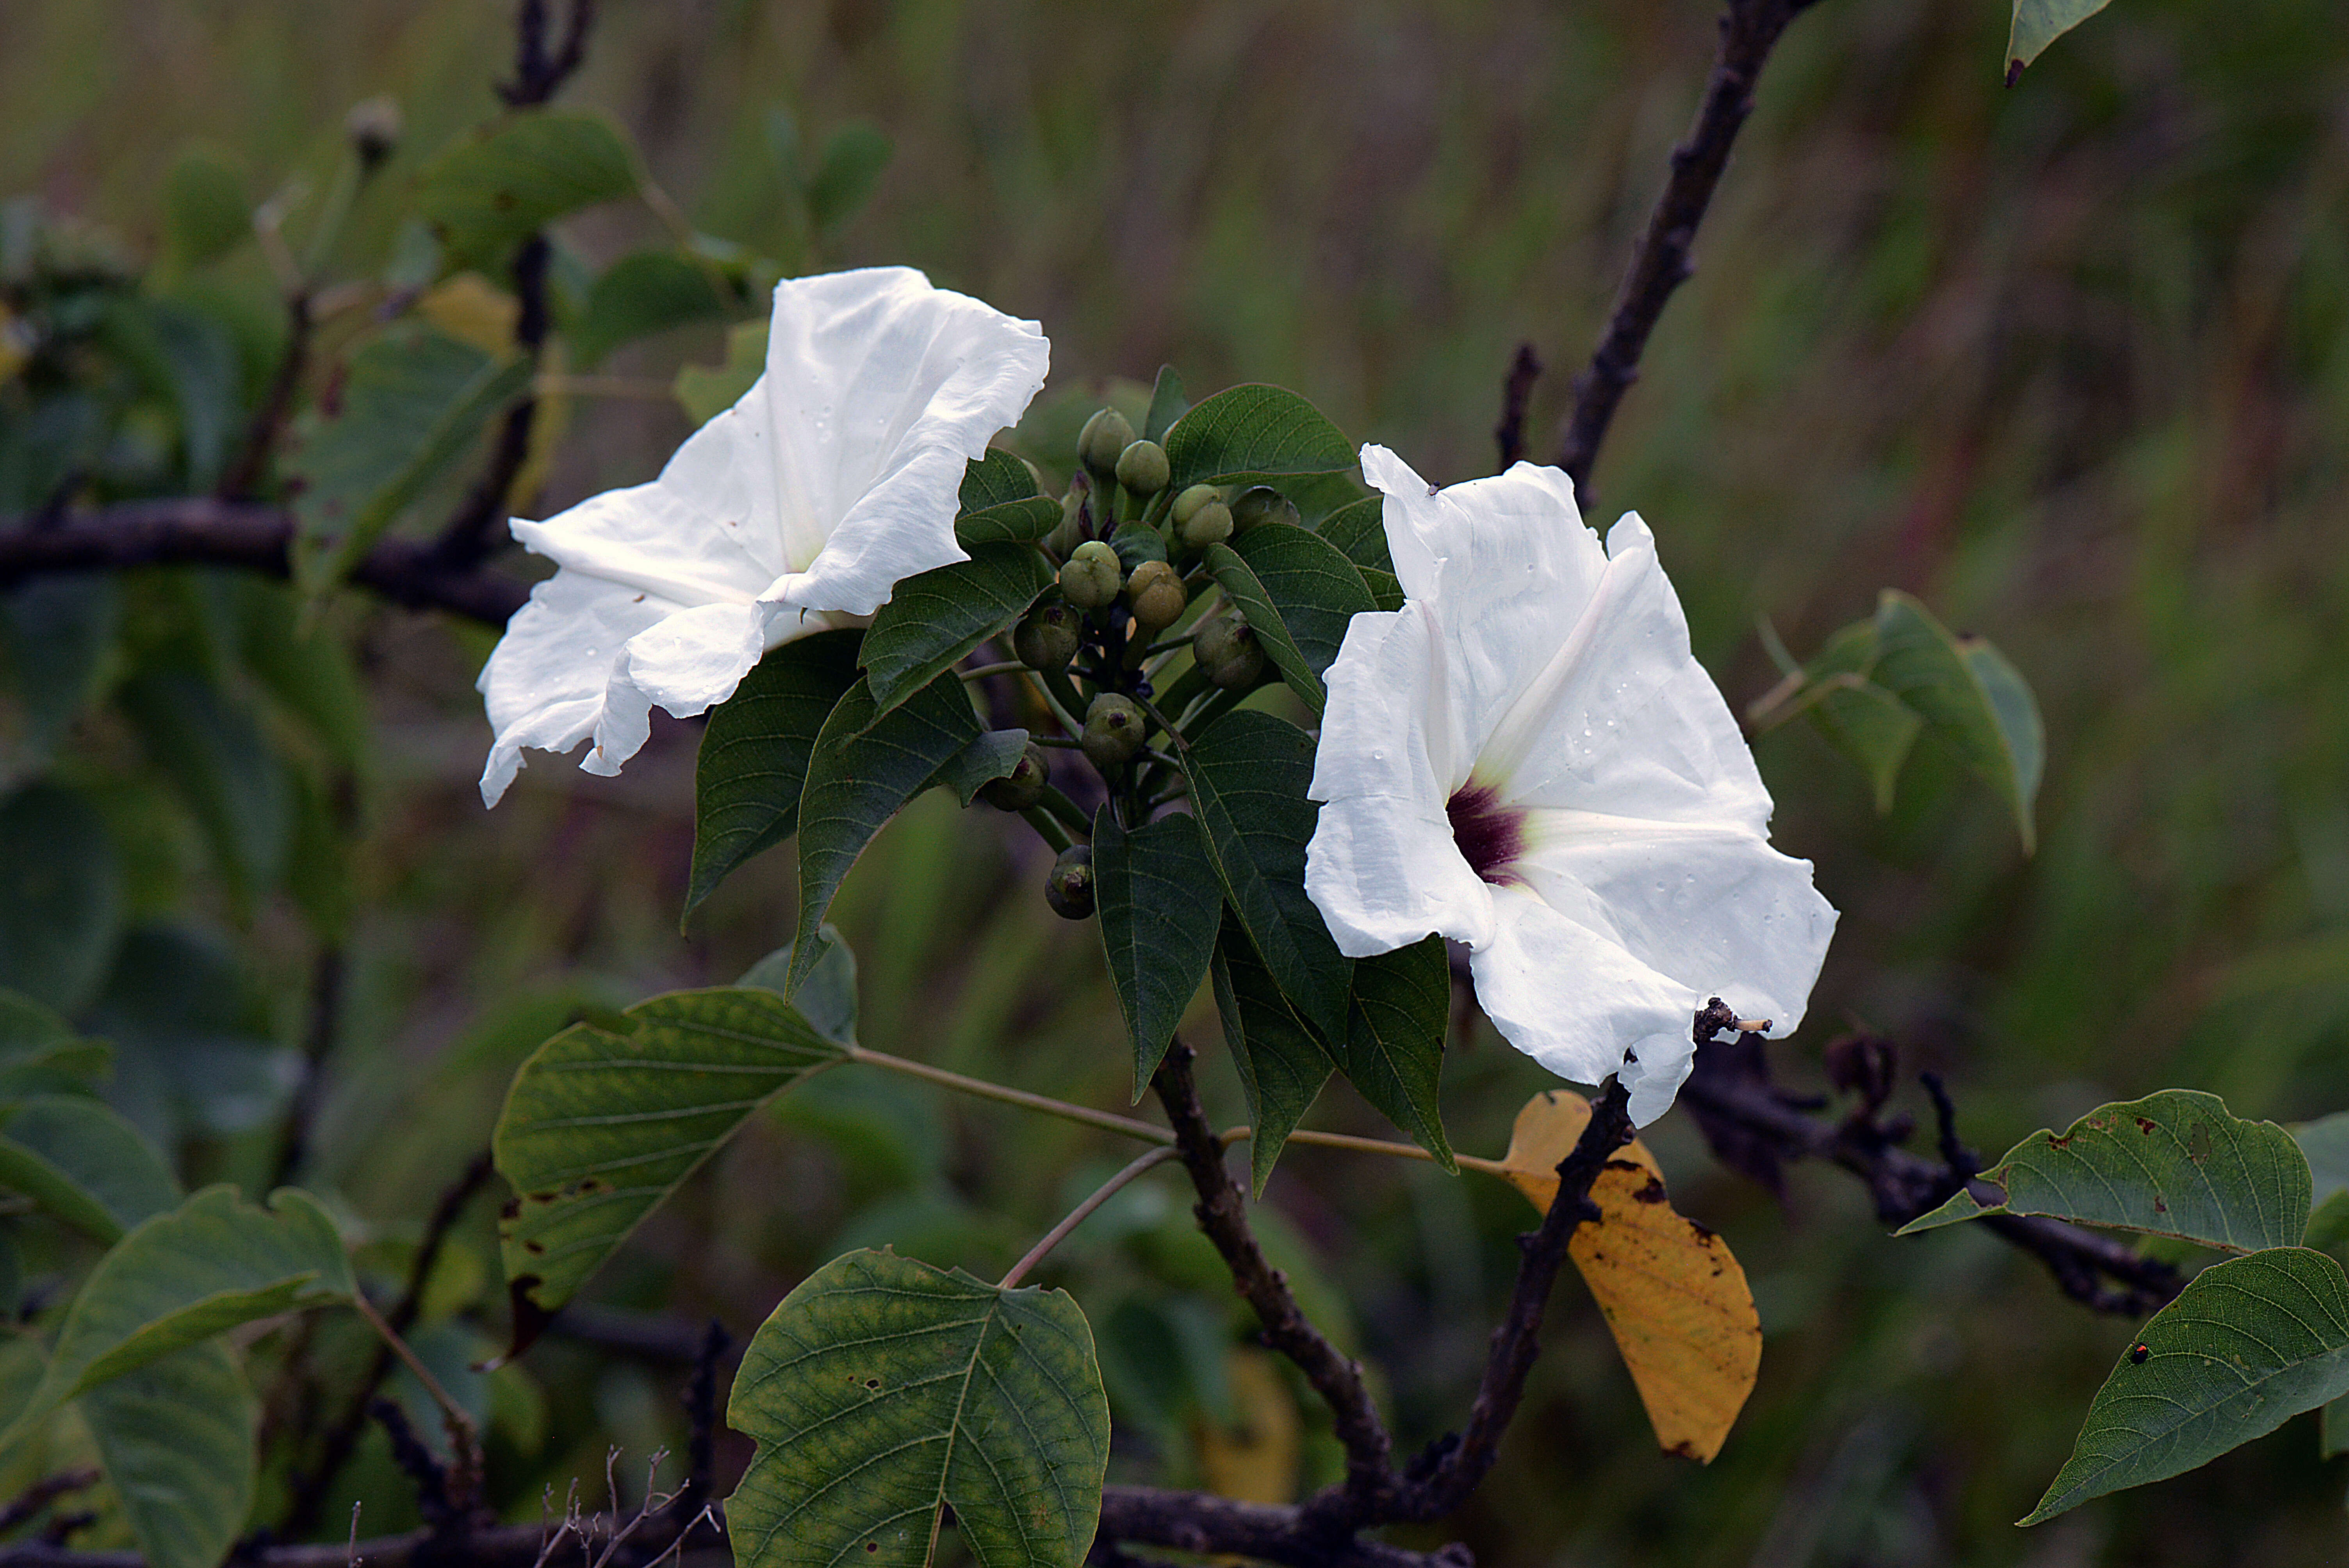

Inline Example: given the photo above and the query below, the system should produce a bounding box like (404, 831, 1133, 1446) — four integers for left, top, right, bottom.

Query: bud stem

(999, 1145, 1182, 1289)
(1034, 784, 1093, 840)
(957, 659, 1028, 683)
(845, 1045, 1173, 1146)
(1021, 806, 1074, 855)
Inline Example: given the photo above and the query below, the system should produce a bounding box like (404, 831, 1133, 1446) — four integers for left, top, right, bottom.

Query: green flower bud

(1194, 613, 1265, 690)
(1114, 439, 1171, 496)
(1059, 540, 1123, 610)
(1078, 407, 1137, 477)
(1046, 845, 1095, 919)
(1230, 486, 1299, 533)
(980, 742, 1050, 812)
(1170, 484, 1222, 526)
(1175, 499, 1233, 550)
(1082, 693, 1147, 771)
(1109, 522, 1169, 575)
(1046, 478, 1091, 558)
(346, 96, 403, 171)
(1012, 600, 1082, 670)
(1125, 559, 1187, 633)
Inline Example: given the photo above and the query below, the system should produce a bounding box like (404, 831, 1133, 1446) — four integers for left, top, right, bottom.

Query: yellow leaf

(419, 272, 519, 355)
(1499, 1089, 1761, 1463)
(1193, 1347, 1299, 1505)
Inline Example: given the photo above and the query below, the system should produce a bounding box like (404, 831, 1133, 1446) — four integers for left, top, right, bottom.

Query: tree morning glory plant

(4, 0, 2349, 1565)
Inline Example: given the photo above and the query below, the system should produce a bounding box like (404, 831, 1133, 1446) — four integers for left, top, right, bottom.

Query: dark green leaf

(0, 1095, 180, 1245)
(0, 1185, 351, 1449)
(1900, 1090, 2310, 1253)
(120, 670, 292, 903)
(0, 784, 122, 1016)
(1179, 712, 1351, 1044)
(1211, 917, 1331, 1197)
(807, 121, 894, 235)
(1341, 936, 1454, 1169)
(2023, 1247, 2349, 1523)
(788, 674, 981, 996)
(862, 543, 1054, 716)
(1143, 366, 1189, 443)
(0, 991, 110, 1099)
(727, 1248, 1109, 1568)
(687, 630, 864, 918)
(739, 925, 861, 1048)
(2008, 0, 2113, 75)
(959, 447, 1044, 512)
(100, 298, 241, 490)
(160, 145, 250, 269)
(1317, 495, 1392, 576)
(1093, 808, 1223, 1098)
(1361, 568, 1403, 613)
(494, 987, 850, 1336)
(937, 729, 1031, 807)
(81, 1339, 256, 1568)
(955, 452, 1060, 547)
(1870, 591, 2044, 852)
(83, 925, 291, 1143)
(227, 579, 371, 771)
(0, 576, 119, 754)
(1162, 385, 1356, 490)
(1225, 523, 1374, 674)
(570, 250, 733, 368)
(415, 111, 640, 270)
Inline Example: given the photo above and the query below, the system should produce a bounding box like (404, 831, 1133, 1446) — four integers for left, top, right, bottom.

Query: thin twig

(847, 1045, 1172, 1144)
(354, 1294, 483, 1504)
(1001, 1146, 1181, 1289)
(1492, 342, 1543, 469)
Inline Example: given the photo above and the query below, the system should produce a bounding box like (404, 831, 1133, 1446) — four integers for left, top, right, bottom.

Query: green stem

(1036, 785, 1093, 840)
(960, 660, 1028, 683)
(1021, 807, 1073, 855)
(847, 1046, 1173, 1145)
(999, 1145, 1182, 1289)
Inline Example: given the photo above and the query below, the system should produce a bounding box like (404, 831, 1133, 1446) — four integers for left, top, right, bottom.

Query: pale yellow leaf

(1499, 1089, 1761, 1463)
(1193, 1347, 1299, 1505)
(419, 273, 519, 355)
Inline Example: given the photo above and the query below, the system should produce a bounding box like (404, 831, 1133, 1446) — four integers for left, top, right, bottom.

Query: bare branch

(1492, 343, 1543, 470)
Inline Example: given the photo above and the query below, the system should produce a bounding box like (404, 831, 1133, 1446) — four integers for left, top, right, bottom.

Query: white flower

(477, 266, 1049, 805)
(1305, 446, 1836, 1124)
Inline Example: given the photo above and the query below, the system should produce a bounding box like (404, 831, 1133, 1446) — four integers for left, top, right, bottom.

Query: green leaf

(1341, 936, 1454, 1169)
(0, 991, 111, 1098)
(570, 250, 732, 368)
(1211, 917, 1331, 1197)
(727, 1248, 1109, 1568)
(2007, 0, 2113, 76)
(1223, 522, 1374, 676)
(0, 1185, 351, 1452)
(81, 1338, 257, 1568)
(687, 630, 864, 918)
(739, 925, 861, 1048)
(0, 783, 123, 1016)
(2295, 1112, 2349, 1208)
(1317, 495, 1392, 576)
(952, 450, 1059, 547)
(674, 319, 768, 424)
(1204, 542, 1325, 711)
(1811, 677, 1923, 815)
(861, 543, 1054, 716)
(787, 673, 981, 997)
(1093, 808, 1223, 1099)
(1163, 385, 1355, 492)
(100, 298, 241, 490)
(0, 1095, 180, 1245)
(161, 145, 250, 270)
(1899, 1090, 2310, 1253)
(2023, 1247, 2349, 1524)
(494, 987, 850, 1341)
(2324, 1388, 2349, 1459)
(806, 121, 894, 235)
(1870, 591, 2044, 852)
(1143, 365, 1189, 443)
(936, 729, 1031, 808)
(290, 325, 532, 588)
(415, 111, 640, 270)
(0, 575, 120, 754)
(1179, 711, 1352, 1045)
(119, 670, 292, 903)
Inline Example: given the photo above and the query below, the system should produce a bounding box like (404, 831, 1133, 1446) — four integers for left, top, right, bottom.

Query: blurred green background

(4, 0, 2348, 1562)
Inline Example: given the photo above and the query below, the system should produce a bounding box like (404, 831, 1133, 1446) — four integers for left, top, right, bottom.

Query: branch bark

(1552, 0, 1823, 504)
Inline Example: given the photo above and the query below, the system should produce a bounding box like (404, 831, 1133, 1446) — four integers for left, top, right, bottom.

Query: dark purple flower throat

(1446, 784, 1525, 885)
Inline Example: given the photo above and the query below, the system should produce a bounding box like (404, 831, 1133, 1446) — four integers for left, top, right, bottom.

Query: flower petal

(477, 568, 679, 806)
(1306, 602, 1497, 954)
(1479, 513, 1773, 832)
(758, 267, 1050, 618)
(1469, 884, 1699, 1126)
(1357, 445, 1612, 780)
(1513, 811, 1836, 1042)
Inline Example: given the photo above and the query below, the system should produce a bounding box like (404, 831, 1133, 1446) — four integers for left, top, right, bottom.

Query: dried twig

(1492, 342, 1543, 469)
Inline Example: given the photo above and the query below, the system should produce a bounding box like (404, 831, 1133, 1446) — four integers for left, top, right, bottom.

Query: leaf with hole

(1179, 711, 1352, 1045)
(0, 1095, 180, 1246)
(81, 1338, 256, 1568)
(1499, 1089, 1760, 1462)
(861, 543, 1054, 718)
(415, 111, 640, 269)
(1162, 385, 1356, 491)
(494, 987, 850, 1347)
(727, 1247, 1109, 1568)
(1093, 807, 1223, 1099)
(787, 673, 981, 997)
(0, 1185, 351, 1453)
(1211, 917, 1331, 1198)
(687, 630, 865, 918)
(1900, 1090, 2310, 1253)
(2025, 1246, 2349, 1523)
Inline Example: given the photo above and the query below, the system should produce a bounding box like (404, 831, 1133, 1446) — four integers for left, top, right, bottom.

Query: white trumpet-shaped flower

(477, 266, 1049, 805)
(1305, 446, 1836, 1124)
